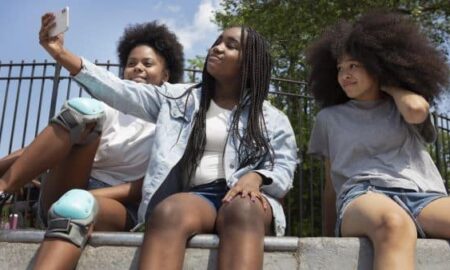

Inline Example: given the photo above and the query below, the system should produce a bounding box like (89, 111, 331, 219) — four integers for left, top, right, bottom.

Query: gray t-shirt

(308, 98, 447, 207)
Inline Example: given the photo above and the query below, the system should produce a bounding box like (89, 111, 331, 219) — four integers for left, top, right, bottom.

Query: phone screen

(49, 7, 69, 37)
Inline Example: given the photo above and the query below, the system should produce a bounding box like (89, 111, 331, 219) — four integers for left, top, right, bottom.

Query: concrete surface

(1, 230, 450, 269)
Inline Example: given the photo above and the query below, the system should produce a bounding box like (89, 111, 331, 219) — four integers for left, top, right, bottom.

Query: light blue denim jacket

(73, 59, 298, 236)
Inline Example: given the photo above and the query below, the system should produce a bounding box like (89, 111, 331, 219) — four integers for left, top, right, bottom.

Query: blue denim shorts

(335, 181, 446, 237)
(189, 179, 228, 211)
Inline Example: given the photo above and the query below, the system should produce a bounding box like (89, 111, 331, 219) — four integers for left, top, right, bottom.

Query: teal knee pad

(45, 189, 99, 248)
(51, 97, 105, 144)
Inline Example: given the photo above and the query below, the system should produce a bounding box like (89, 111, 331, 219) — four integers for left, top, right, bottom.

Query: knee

(373, 212, 416, 243)
(217, 197, 265, 232)
(147, 200, 197, 234)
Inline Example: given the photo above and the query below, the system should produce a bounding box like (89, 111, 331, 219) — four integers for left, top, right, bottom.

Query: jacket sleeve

(72, 58, 172, 123)
(255, 110, 298, 199)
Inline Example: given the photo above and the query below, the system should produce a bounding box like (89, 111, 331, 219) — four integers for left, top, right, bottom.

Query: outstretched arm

(39, 13, 82, 76)
(381, 86, 429, 124)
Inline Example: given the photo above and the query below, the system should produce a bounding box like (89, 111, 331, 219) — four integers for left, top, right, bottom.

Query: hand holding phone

(49, 7, 69, 37)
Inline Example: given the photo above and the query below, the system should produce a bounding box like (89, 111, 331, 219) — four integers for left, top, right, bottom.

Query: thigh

(417, 196, 450, 238)
(94, 197, 132, 231)
(341, 192, 415, 237)
(147, 192, 218, 235)
(40, 136, 100, 213)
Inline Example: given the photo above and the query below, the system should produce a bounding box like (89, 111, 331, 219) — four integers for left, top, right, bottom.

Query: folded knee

(51, 97, 105, 145)
(148, 201, 198, 234)
(217, 197, 265, 231)
(45, 189, 99, 248)
(373, 212, 417, 242)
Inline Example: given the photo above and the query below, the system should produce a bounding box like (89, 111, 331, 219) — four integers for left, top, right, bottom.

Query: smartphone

(49, 7, 69, 37)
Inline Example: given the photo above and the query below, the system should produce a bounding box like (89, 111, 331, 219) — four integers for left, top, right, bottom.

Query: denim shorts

(189, 179, 228, 211)
(335, 181, 446, 238)
(38, 178, 138, 229)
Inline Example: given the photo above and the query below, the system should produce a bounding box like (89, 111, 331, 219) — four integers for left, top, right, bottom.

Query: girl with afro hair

(0, 21, 184, 268)
(307, 11, 450, 269)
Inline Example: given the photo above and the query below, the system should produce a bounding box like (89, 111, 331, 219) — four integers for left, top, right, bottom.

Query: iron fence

(1, 60, 449, 236)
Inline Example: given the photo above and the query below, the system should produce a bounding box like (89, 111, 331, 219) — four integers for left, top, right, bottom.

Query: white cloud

(162, 0, 222, 58)
(167, 5, 181, 13)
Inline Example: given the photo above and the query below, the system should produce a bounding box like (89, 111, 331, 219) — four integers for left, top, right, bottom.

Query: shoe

(0, 192, 12, 214)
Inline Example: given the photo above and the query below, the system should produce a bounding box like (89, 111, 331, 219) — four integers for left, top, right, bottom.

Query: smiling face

(206, 27, 243, 83)
(123, 45, 169, 85)
(337, 54, 381, 101)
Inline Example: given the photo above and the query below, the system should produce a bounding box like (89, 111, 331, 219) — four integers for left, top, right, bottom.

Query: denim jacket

(73, 59, 298, 236)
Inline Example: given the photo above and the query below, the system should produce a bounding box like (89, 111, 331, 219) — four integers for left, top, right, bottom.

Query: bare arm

(323, 159, 336, 237)
(89, 178, 143, 204)
(381, 86, 429, 124)
(39, 13, 82, 75)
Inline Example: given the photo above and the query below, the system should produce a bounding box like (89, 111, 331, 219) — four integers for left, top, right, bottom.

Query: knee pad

(51, 97, 105, 144)
(45, 189, 99, 248)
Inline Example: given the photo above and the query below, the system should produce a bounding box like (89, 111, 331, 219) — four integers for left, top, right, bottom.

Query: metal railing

(1, 60, 449, 236)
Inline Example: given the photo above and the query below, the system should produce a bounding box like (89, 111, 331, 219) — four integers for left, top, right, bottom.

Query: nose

(134, 62, 144, 72)
(211, 42, 225, 54)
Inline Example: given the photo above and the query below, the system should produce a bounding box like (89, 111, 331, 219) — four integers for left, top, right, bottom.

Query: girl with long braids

(307, 11, 450, 269)
(39, 12, 297, 270)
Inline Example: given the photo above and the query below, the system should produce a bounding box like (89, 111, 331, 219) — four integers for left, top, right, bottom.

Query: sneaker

(0, 192, 12, 214)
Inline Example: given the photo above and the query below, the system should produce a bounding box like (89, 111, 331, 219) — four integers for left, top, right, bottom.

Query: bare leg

(418, 196, 450, 238)
(39, 135, 100, 215)
(33, 238, 84, 270)
(0, 148, 25, 177)
(216, 197, 273, 270)
(341, 192, 417, 270)
(94, 196, 133, 231)
(0, 124, 72, 192)
(138, 193, 217, 270)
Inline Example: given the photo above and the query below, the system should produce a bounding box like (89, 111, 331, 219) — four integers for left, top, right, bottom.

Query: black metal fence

(1, 60, 449, 236)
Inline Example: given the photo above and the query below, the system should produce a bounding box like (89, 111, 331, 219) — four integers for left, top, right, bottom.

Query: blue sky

(0, 0, 223, 156)
(0, 0, 221, 63)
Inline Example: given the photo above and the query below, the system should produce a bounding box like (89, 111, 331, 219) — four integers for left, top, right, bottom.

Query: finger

(258, 194, 269, 210)
(222, 187, 242, 203)
(241, 188, 249, 198)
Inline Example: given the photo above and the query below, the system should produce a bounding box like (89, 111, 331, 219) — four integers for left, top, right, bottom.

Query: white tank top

(190, 99, 231, 187)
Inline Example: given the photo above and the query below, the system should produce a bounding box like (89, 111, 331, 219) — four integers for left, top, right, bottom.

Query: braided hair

(183, 26, 274, 180)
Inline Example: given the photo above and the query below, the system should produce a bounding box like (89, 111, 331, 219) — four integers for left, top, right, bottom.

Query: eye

(226, 41, 239, 50)
(350, 63, 359, 69)
(126, 60, 137, 67)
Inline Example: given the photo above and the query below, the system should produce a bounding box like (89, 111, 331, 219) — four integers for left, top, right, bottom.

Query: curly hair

(117, 21, 184, 83)
(306, 11, 450, 108)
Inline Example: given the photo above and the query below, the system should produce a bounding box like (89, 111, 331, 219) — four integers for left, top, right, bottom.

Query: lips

(342, 81, 356, 88)
(208, 55, 222, 63)
(131, 77, 147, 83)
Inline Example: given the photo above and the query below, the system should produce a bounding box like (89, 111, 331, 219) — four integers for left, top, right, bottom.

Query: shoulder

(159, 82, 199, 98)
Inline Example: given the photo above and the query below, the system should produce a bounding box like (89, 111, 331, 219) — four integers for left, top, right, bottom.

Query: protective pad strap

(50, 97, 105, 145)
(44, 189, 99, 248)
(45, 218, 89, 247)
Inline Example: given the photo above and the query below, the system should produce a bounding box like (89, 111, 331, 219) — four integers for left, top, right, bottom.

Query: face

(123, 45, 169, 85)
(337, 54, 381, 101)
(206, 27, 243, 82)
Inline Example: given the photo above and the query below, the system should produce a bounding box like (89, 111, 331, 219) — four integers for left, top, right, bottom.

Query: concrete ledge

(1, 230, 450, 269)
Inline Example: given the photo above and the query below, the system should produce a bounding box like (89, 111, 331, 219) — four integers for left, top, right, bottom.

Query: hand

(39, 13, 65, 60)
(222, 172, 268, 210)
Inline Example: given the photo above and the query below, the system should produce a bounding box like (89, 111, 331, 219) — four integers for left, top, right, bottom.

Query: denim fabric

(189, 179, 228, 211)
(73, 58, 298, 236)
(335, 181, 445, 237)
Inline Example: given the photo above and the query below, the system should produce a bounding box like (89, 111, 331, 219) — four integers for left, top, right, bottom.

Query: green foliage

(215, 0, 450, 85)
(185, 55, 205, 83)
